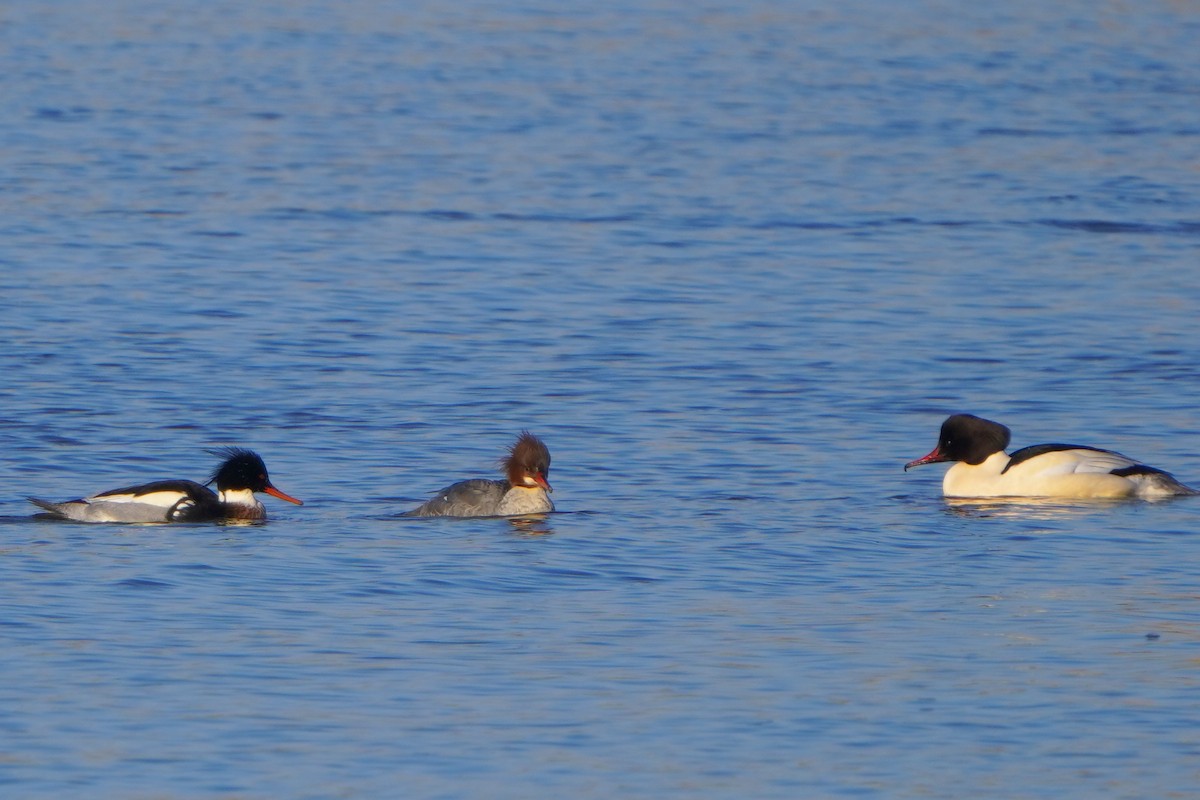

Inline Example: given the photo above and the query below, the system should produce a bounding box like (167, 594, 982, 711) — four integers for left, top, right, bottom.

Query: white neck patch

(219, 488, 262, 509)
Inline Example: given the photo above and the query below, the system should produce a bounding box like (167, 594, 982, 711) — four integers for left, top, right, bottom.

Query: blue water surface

(2, 1, 1200, 798)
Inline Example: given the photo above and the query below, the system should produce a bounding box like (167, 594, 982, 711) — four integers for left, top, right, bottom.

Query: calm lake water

(2, 1, 1200, 797)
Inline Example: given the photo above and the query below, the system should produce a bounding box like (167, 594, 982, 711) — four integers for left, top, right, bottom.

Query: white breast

(496, 486, 554, 516)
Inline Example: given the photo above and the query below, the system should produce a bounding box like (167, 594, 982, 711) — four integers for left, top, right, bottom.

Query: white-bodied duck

(905, 414, 1196, 499)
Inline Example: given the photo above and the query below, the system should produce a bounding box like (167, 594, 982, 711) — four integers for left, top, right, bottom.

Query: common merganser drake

(29, 448, 304, 522)
(405, 431, 554, 517)
(905, 414, 1196, 499)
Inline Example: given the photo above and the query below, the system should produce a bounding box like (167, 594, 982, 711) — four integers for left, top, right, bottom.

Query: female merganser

(905, 414, 1196, 499)
(29, 447, 304, 522)
(405, 431, 554, 517)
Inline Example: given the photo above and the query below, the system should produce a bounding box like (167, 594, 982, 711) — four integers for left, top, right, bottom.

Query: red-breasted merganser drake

(905, 414, 1197, 499)
(29, 448, 304, 522)
(405, 431, 554, 517)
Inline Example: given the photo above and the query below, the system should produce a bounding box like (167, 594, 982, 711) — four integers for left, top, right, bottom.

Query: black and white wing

(30, 480, 220, 523)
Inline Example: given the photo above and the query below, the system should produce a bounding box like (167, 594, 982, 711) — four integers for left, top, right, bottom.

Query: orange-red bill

(264, 484, 304, 505)
(904, 447, 948, 472)
(534, 473, 553, 493)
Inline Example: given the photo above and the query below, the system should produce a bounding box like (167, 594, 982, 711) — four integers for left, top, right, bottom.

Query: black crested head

(938, 414, 1011, 465)
(207, 447, 272, 492)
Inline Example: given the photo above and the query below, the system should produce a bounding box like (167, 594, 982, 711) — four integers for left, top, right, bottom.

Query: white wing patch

(88, 489, 194, 509)
(1005, 448, 1138, 478)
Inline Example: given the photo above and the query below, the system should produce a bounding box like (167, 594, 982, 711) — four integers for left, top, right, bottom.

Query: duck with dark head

(906, 414, 1196, 499)
(29, 447, 304, 523)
